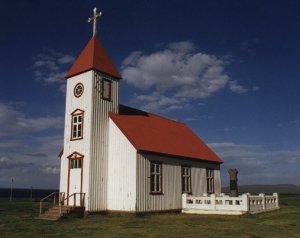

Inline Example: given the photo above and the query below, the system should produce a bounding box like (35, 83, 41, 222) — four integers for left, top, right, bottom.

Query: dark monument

(228, 168, 238, 197)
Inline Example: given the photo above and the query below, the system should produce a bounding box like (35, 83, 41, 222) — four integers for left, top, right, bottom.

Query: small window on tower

(102, 78, 111, 101)
(71, 109, 84, 140)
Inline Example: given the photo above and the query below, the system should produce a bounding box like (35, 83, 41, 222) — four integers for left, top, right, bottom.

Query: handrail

(40, 192, 85, 215)
(39, 192, 65, 214)
(60, 193, 85, 208)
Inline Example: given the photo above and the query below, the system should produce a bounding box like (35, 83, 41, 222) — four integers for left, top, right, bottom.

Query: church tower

(59, 8, 121, 211)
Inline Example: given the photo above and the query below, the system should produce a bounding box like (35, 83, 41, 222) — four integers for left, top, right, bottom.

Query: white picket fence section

(182, 193, 279, 215)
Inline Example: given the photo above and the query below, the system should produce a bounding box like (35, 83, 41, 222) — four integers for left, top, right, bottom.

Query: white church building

(58, 9, 223, 214)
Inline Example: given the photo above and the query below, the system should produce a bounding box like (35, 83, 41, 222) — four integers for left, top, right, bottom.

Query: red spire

(66, 36, 121, 79)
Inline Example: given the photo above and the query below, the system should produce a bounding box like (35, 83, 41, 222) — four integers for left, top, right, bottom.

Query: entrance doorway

(67, 152, 84, 206)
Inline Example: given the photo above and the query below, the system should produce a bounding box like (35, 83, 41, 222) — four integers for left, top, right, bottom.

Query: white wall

(59, 71, 93, 207)
(107, 118, 137, 211)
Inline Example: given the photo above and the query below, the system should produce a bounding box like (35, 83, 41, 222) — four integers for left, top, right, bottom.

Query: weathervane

(88, 7, 102, 36)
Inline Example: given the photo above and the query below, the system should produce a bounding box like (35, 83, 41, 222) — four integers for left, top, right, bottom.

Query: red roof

(109, 109, 223, 163)
(66, 36, 121, 79)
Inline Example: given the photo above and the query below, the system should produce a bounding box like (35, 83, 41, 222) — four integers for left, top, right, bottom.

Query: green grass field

(0, 195, 299, 238)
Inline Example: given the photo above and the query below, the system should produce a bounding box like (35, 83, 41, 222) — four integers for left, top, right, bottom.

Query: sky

(0, 0, 300, 189)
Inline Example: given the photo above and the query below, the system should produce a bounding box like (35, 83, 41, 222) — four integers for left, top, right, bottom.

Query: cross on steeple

(88, 7, 102, 36)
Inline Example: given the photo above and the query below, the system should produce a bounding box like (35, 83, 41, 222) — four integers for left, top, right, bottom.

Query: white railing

(182, 193, 279, 215)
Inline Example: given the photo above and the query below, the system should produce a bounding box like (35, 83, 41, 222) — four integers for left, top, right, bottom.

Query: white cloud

(44, 166, 60, 174)
(33, 49, 74, 92)
(252, 86, 260, 91)
(0, 156, 33, 169)
(229, 80, 248, 93)
(121, 41, 247, 112)
(0, 102, 64, 137)
(131, 92, 184, 112)
(0, 134, 63, 189)
(208, 142, 300, 186)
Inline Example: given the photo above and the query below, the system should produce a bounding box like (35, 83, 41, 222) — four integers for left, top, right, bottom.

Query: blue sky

(1, 0, 300, 189)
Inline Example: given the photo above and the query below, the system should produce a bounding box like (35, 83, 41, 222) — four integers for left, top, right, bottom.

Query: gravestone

(228, 168, 238, 197)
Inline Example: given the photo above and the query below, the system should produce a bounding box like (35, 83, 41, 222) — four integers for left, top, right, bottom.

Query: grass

(0, 195, 299, 238)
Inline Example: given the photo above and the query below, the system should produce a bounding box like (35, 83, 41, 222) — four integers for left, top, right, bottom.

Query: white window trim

(150, 161, 162, 194)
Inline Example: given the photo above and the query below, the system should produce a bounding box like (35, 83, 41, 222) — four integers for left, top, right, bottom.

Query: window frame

(70, 109, 84, 141)
(182, 165, 192, 194)
(67, 152, 84, 170)
(206, 168, 214, 194)
(73, 83, 84, 98)
(101, 78, 112, 101)
(150, 161, 163, 195)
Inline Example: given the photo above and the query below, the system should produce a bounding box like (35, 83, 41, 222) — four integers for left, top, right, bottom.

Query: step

(38, 206, 85, 220)
(43, 210, 69, 216)
(45, 206, 70, 212)
(38, 213, 62, 221)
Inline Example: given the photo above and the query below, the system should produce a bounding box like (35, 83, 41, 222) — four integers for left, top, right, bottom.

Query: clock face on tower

(74, 83, 84, 97)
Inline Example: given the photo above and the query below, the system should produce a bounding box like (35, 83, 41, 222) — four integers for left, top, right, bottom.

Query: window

(150, 162, 162, 194)
(67, 152, 84, 169)
(182, 166, 191, 193)
(207, 169, 214, 194)
(74, 83, 84, 97)
(102, 78, 111, 101)
(70, 159, 82, 169)
(71, 110, 84, 140)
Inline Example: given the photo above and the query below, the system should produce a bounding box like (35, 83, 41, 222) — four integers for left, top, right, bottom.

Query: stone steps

(38, 205, 85, 221)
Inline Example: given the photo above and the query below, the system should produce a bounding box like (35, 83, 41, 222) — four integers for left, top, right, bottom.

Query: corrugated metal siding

(88, 71, 119, 211)
(214, 169, 221, 193)
(107, 118, 137, 211)
(136, 153, 221, 212)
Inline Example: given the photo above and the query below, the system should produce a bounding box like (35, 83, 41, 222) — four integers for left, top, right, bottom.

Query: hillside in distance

(222, 184, 300, 194)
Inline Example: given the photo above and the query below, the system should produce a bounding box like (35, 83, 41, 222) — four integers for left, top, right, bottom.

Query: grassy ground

(0, 195, 299, 238)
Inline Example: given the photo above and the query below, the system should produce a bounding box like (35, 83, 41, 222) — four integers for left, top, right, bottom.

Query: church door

(68, 157, 83, 206)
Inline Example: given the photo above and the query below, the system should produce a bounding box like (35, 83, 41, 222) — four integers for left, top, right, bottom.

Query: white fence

(182, 193, 279, 215)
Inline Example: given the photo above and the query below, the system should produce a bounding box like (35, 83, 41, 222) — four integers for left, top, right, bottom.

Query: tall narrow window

(207, 169, 214, 194)
(71, 109, 84, 140)
(182, 166, 191, 193)
(150, 162, 162, 194)
(102, 78, 111, 101)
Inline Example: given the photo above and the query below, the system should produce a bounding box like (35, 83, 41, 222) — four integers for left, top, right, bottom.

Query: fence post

(182, 193, 187, 209)
(40, 202, 42, 214)
(259, 193, 265, 209)
(211, 194, 216, 210)
(241, 193, 249, 212)
(273, 193, 279, 208)
(53, 194, 56, 205)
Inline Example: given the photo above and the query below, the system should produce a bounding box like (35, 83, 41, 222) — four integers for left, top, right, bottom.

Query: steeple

(65, 36, 121, 79)
(66, 8, 121, 79)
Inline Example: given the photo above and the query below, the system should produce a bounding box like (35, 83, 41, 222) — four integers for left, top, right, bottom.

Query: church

(59, 8, 223, 214)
